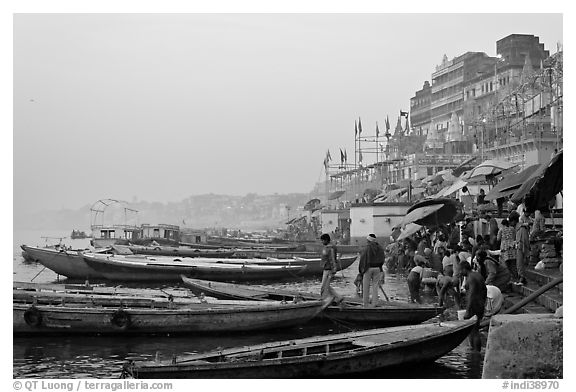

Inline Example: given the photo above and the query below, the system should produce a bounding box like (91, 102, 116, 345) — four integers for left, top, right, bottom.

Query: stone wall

(482, 314, 562, 378)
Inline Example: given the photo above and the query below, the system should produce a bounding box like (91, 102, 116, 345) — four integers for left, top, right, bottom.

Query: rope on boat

(30, 266, 47, 282)
(321, 313, 357, 332)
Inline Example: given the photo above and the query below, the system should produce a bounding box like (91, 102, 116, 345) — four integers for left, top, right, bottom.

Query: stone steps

(503, 267, 563, 313)
(503, 291, 553, 314)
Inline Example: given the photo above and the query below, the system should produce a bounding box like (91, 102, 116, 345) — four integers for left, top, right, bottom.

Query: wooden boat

(20, 245, 103, 279)
(181, 277, 444, 326)
(230, 249, 319, 259)
(127, 245, 235, 258)
(82, 254, 307, 281)
(122, 318, 476, 378)
(180, 254, 358, 277)
(13, 282, 330, 335)
(265, 254, 358, 276)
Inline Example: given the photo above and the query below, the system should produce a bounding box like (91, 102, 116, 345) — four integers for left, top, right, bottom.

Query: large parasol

(511, 151, 562, 210)
(328, 190, 346, 200)
(485, 164, 542, 201)
(435, 179, 469, 198)
(462, 159, 518, 183)
(303, 198, 321, 211)
(397, 223, 423, 241)
(401, 198, 459, 227)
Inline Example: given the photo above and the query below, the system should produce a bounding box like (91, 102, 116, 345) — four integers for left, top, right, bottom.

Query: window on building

(490, 82, 493, 91)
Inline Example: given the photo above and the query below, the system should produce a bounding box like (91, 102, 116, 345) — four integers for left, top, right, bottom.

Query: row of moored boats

(15, 243, 476, 378)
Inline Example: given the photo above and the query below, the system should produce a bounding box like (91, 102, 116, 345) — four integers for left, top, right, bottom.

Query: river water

(13, 229, 486, 379)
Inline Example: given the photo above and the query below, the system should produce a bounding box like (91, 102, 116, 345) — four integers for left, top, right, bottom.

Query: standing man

(319, 234, 343, 303)
(358, 234, 385, 307)
(459, 260, 487, 352)
(515, 211, 531, 286)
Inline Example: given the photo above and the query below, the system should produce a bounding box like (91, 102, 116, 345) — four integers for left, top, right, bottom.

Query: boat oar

(378, 283, 390, 301)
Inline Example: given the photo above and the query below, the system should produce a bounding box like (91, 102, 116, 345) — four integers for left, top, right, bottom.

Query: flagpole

(376, 122, 379, 165)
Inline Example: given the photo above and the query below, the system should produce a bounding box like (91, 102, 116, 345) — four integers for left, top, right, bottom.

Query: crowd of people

(318, 204, 551, 351)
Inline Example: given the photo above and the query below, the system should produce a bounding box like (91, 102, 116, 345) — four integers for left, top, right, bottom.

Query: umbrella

(411, 187, 427, 195)
(395, 179, 412, 188)
(304, 198, 321, 210)
(383, 187, 408, 201)
(411, 180, 424, 188)
(363, 188, 379, 199)
(401, 204, 444, 226)
(511, 151, 562, 210)
(485, 164, 542, 201)
(464, 160, 518, 182)
(402, 198, 459, 227)
(421, 174, 436, 183)
(328, 190, 345, 200)
(452, 156, 478, 177)
(435, 179, 468, 198)
(397, 223, 423, 241)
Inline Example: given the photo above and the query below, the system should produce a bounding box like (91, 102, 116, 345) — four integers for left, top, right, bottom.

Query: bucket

(457, 310, 466, 320)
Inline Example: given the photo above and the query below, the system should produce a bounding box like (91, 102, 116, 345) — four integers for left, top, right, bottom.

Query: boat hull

(126, 319, 475, 378)
(181, 277, 443, 326)
(128, 246, 235, 258)
(20, 245, 102, 279)
(82, 254, 306, 282)
(13, 301, 325, 335)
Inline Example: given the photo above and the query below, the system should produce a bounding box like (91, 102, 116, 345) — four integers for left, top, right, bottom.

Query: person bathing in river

(459, 260, 487, 352)
(358, 234, 385, 307)
(319, 234, 343, 304)
(407, 259, 426, 303)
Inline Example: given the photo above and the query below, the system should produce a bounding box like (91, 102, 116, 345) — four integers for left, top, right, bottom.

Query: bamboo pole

(480, 276, 563, 329)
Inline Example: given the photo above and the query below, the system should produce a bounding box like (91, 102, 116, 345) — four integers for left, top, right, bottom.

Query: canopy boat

(181, 277, 443, 326)
(20, 245, 104, 279)
(127, 245, 235, 258)
(122, 318, 476, 378)
(82, 254, 307, 282)
(13, 282, 329, 335)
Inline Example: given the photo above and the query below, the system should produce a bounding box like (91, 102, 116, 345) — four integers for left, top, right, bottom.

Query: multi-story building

(462, 34, 556, 168)
(429, 52, 494, 141)
(315, 34, 561, 208)
(409, 81, 432, 137)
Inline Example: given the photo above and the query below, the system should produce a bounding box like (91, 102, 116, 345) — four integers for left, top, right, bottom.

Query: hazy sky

(13, 13, 563, 213)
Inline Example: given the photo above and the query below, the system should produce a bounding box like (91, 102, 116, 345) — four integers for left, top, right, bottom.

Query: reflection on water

(13, 230, 485, 378)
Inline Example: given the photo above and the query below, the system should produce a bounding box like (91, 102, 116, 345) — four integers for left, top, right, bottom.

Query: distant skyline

(13, 13, 563, 215)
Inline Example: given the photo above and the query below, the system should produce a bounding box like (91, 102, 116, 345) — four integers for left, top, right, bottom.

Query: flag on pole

(355, 120, 358, 137)
(376, 122, 380, 137)
(358, 117, 363, 135)
(340, 149, 345, 164)
(344, 149, 347, 163)
(326, 149, 332, 161)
